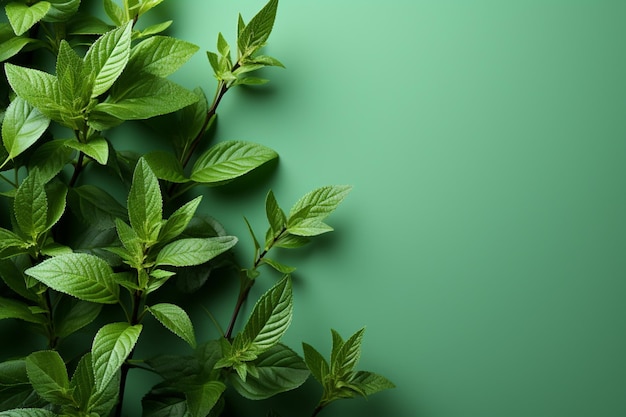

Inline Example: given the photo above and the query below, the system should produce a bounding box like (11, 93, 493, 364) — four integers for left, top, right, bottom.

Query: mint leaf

(229, 343, 309, 400)
(157, 196, 202, 244)
(348, 371, 396, 396)
(64, 136, 109, 165)
(91, 322, 142, 392)
(103, 0, 124, 26)
(5, 2, 51, 36)
(27, 139, 74, 183)
(25, 253, 119, 304)
(2, 96, 50, 160)
(54, 300, 103, 339)
(43, 0, 80, 23)
(44, 180, 67, 232)
(148, 303, 197, 348)
(143, 151, 188, 183)
(239, 275, 292, 352)
(332, 327, 365, 377)
(0, 410, 57, 416)
(4, 63, 63, 121)
(287, 185, 351, 236)
(126, 36, 199, 78)
(265, 190, 286, 236)
(0, 35, 36, 62)
(191, 140, 278, 185)
(128, 158, 162, 242)
(302, 342, 329, 385)
(70, 353, 119, 416)
(155, 236, 237, 267)
(14, 170, 47, 239)
(83, 22, 132, 97)
(24, 351, 72, 406)
(0, 297, 46, 324)
(237, 0, 278, 58)
(185, 381, 226, 417)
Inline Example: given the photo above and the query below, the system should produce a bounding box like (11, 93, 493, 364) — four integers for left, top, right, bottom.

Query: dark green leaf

(229, 344, 309, 400)
(185, 381, 225, 417)
(148, 303, 196, 348)
(128, 158, 162, 242)
(332, 327, 365, 377)
(302, 342, 329, 385)
(0, 409, 57, 417)
(43, 0, 80, 23)
(27, 140, 74, 183)
(68, 185, 127, 230)
(143, 151, 188, 183)
(14, 170, 47, 239)
(54, 299, 102, 338)
(348, 371, 396, 396)
(0, 297, 46, 324)
(91, 322, 142, 391)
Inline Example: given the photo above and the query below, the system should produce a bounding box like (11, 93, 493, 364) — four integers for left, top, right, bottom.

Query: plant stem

(311, 404, 325, 417)
(115, 290, 144, 417)
(68, 152, 85, 187)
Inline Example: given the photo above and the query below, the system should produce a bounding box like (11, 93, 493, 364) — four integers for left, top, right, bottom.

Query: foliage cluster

(0, 1, 394, 416)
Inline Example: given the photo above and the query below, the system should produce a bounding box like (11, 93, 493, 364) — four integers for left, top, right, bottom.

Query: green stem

(68, 152, 85, 188)
(311, 405, 325, 417)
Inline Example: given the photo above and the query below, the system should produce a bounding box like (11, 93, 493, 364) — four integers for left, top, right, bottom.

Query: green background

(4, 1, 624, 416)
(152, 0, 626, 416)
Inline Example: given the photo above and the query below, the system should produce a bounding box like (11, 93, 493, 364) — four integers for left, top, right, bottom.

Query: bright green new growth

(0, 1, 393, 416)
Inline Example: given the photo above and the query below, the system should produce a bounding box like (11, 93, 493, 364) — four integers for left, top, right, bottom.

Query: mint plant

(0, 1, 394, 416)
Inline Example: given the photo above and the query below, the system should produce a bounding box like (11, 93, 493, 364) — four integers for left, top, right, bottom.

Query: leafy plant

(0, 1, 394, 416)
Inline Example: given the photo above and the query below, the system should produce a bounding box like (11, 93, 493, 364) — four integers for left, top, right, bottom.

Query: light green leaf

(0, 297, 45, 324)
(237, 0, 278, 57)
(157, 196, 202, 244)
(56, 40, 88, 119)
(126, 36, 198, 78)
(262, 258, 295, 274)
(274, 233, 309, 249)
(25, 350, 72, 406)
(0, 31, 36, 62)
(103, 0, 124, 26)
(5, 2, 51, 36)
(143, 151, 188, 183)
(233, 77, 268, 86)
(43, 0, 80, 22)
(230, 343, 309, 400)
(64, 136, 109, 165)
(191, 140, 277, 185)
(44, 180, 67, 232)
(67, 15, 110, 35)
(4, 63, 63, 121)
(287, 185, 351, 236)
(185, 381, 225, 417)
(155, 236, 237, 267)
(0, 228, 29, 254)
(0, 409, 57, 417)
(54, 300, 103, 338)
(137, 20, 172, 38)
(83, 22, 132, 97)
(128, 158, 162, 242)
(114, 218, 143, 265)
(302, 342, 329, 385)
(137, 0, 164, 16)
(91, 322, 142, 392)
(265, 190, 286, 236)
(240, 275, 292, 352)
(96, 75, 199, 120)
(148, 303, 197, 348)
(332, 327, 365, 377)
(14, 170, 47, 239)
(2, 96, 50, 160)
(25, 253, 119, 304)
(248, 55, 285, 68)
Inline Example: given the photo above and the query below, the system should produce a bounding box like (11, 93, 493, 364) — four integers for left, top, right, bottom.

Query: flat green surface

(153, 1, 626, 416)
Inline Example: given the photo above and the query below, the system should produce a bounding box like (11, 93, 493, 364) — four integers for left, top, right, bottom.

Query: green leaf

(239, 275, 292, 352)
(136, 20, 172, 38)
(143, 151, 188, 183)
(0, 228, 29, 256)
(155, 236, 237, 267)
(25, 351, 72, 406)
(230, 344, 309, 400)
(191, 140, 278, 185)
(0, 259, 37, 301)
(348, 371, 396, 396)
(25, 253, 119, 304)
(137, 0, 164, 16)
(91, 322, 142, 392)
(4, 63, 63, 123)
(126, 36, 198, 78)
(64, 136, 109, 165)
(2, 96, 50, 160)
(103, 0, 124, 26)
(114, 218, 143, 265)
(44, 180, 67, 232)
(274, 233, 309, 249)
(83, 22, 132, 97)
(56, 40, 88, 119)
(0, 409, 57, 417)
(14, 170, 47, 239)
(265, 190, 286, 236)
(5, 2, 51, 36)
(249, 55, 285, 68)
(157, 196, 202, 244)
(0, 297, 45, 324)
(54, 300, 103, 339)
(43, 0, 81, 23)
(68, 185, 127, 230)
(27, 139, 74, 183)
(0, 359, 28, 386)
(302, 342, 329, 385)
(96, 75, 199, 120)
(237, 0, 278, 57)
(287, 185, 351, 236)
(0, 24, 36, 62)
(261, 258, 295, 274)
(128, 158, 162, 242)
(148, 303, 197, 348)
(185, 381, 225, 417)
(332, 327, 365, 377)
(70, 353, 119, 416)
(141, 392, 188, 417)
